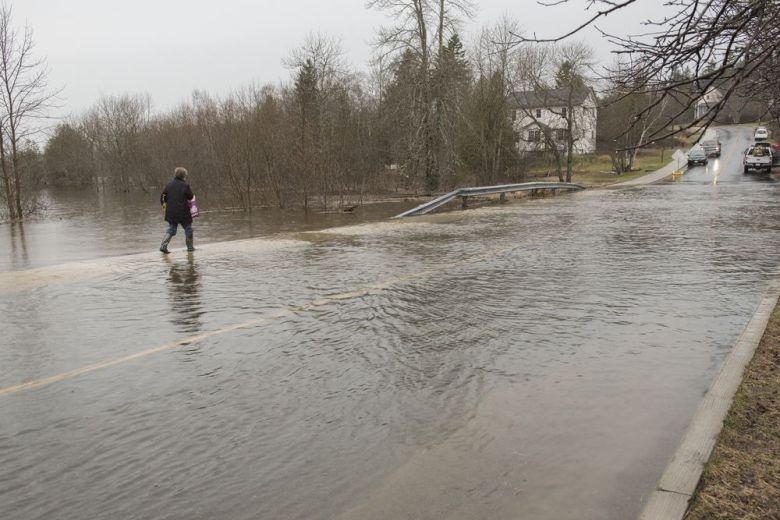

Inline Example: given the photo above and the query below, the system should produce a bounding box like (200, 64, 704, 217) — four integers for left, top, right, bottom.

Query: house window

(561, 107, 567, 118)
(535, 108, 542, 118)
(528, 129, 541, 142)
(556, 129, 568, 141)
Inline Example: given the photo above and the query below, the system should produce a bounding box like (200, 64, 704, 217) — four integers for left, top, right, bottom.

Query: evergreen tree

(294, 59, 320, 209)
(555, 60, 585, 91)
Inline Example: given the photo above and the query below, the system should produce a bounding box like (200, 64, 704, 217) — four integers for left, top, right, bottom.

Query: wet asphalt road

(0, 126, 778, 519)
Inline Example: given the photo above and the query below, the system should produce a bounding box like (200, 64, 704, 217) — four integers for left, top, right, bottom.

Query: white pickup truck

(744, 145, 773, 174)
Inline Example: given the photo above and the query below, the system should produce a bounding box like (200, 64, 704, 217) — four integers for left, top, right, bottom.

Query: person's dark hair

(174, 167, 188, 180)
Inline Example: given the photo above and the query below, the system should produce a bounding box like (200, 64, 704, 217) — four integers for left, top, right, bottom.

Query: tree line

(2, 0, 777, 220)
(41, 21, 529, 212)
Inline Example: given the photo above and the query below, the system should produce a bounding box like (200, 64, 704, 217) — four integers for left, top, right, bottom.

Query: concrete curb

(638, 279, 780, 519)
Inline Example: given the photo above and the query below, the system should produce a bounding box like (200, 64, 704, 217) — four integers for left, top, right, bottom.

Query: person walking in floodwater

(160, 167, 195, 253)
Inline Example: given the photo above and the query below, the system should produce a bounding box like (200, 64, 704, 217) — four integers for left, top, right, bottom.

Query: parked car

(687, 145, 708, 166)
(744, 145, 772, 174)
(700, 139, 721, 157)
(754, 127, 769, 141)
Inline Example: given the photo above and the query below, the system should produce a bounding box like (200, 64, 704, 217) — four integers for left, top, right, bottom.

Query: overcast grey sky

(13, 0, 662, 117)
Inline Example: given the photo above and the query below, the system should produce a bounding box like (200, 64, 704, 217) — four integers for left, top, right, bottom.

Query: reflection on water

(165, 255, 203, 334)
(5, 223, 28, 269)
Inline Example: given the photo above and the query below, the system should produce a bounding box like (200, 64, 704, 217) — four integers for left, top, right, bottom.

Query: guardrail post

(392, 182, 584, 218)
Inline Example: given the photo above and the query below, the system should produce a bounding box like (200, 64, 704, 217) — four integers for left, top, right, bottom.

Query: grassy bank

(572, 148, 672, 185)
(526, 148, 672, 187)
(685, 302, 780, 519)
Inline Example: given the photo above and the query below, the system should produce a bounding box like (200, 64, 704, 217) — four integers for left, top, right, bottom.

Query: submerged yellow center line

(0, 244, 521, 398)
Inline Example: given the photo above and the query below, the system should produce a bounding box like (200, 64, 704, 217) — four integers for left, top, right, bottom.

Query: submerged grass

(685, 303, 780, 519)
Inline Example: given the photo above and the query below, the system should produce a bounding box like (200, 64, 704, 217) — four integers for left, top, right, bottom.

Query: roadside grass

(685, 302, 780, 519)
(573, 148, 672, 186)
(526, 148, 673, 187)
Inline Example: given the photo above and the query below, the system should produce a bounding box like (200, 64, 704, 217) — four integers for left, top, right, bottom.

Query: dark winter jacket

(160, 178, 194, 226)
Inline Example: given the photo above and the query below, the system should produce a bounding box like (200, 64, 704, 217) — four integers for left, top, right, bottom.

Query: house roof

(510, 87, 593, 109)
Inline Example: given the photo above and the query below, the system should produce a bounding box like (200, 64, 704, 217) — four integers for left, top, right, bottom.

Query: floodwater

(0, 126, 778, 520)
(0, 191, 414, 272)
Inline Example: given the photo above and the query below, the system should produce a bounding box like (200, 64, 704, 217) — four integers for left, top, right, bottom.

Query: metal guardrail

(393, 182, 585, 218)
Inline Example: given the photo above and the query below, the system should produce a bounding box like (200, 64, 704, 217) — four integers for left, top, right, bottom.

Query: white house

(695, 87, 723, 120)
(511, 87, 598, 154)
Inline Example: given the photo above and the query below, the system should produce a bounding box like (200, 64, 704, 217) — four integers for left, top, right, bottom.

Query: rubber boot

(160, 233, 173, 254)
(185, 232, 195, 252)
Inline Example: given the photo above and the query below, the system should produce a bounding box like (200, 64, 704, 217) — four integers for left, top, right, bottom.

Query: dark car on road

(700, 139, 721, 157)
(687, 146, 708, 166)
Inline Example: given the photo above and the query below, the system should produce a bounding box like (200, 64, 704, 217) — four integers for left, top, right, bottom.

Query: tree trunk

(566, 110, 574, 183)
(0, 134, 15, 220)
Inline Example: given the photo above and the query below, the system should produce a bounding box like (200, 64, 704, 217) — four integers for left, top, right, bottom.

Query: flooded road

(1, 126, 778, 519)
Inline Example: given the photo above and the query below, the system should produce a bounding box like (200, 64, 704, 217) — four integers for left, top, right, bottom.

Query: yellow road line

(0, 246, 514, 398)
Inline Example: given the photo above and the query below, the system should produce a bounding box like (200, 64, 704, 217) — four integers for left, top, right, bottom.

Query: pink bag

(189, 196, 200, 218)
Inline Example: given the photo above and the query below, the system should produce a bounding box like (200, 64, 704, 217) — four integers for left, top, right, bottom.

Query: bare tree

(554, 42, 596, 181)
(513, 45, 565, 181)
(286, 33, 351, 210)
(285, 32, 349, 95)
(254, 85, 289, 209)
(513, 42, 596, 182)
(600, 58, 671, 173)
(464, 16, 521, 184)
(86, 94, 152, 192)
(515, 0, 780, 145)
(44, 123, 96, 187)
(368, 0, 474, 193)
(0, 3, 58, 220)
